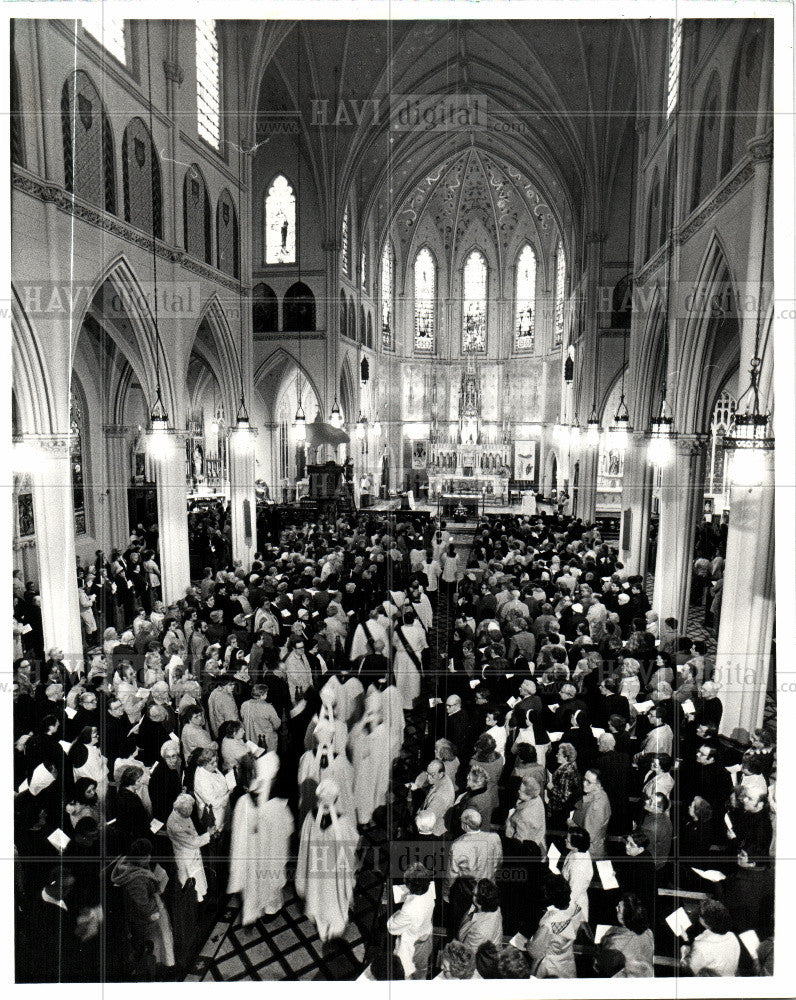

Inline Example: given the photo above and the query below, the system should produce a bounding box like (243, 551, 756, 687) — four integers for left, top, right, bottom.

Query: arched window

(11, 54, 24, 167)
(691, 75, 722, 212)
(361, 244, 368, 294)
(359, 304, 366, 345)
(462, 249, 487, 353)
(265, 174, 296, 264)
(553, 240, 566, 348)
(216, 189, 239, 277)
(367, 313, 373, 350)
(515, 244, 537, 351)
(339, 290, 347, 338)
(414, 247, 436, 352)
(341, 204, 350, 275)
(283, 282, 315, 332)
(252, 283, 278, 333)
(196, 19, 221, 149)
(183, 165, 211, 263)
(70, 389, 87, 535)
(667, 18, 683, 118)
(61, 71, 116, 214)
(706, 390, 737, 499)
(645, 172, 660, 261)
(381, 241, 394, 349)
(722, 23, 765, 176)
(122, 117, 162, 238)
(82, 15, 127, 64)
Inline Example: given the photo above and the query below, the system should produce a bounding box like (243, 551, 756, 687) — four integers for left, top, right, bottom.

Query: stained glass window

(183, 165, 211, 263)
(61, 70, 116, 214)
(414, 247, 435, 352)
(515, 244, 537, 351)
(82, 15, 126, 64)
(553, 240, 566, 348)
(70, 391, 86, 535)
(217, 189, 239, 277)
(341, 204, 350, 275)
(196, 19, 221, 148)
(122, 118, 162, 238)
(381, 242, 393, 349)
(265, 174, 296, 264)
(361, 246, 368, 293)
(462, 250, 487, 353)
(667, 19, 683, 119)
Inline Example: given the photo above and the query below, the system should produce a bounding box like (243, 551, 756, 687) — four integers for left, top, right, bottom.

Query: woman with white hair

(228, 752, 295, 924)
(295, 778, 358, 942)
(166, 792, 214, 902)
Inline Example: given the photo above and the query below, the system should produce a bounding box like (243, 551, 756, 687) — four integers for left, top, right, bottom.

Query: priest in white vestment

(295, 779, 359, 942)
(227, 752, 295, 924)
(392, 611, 426, 709)
(166, 793, 213, 901)
(349, 690, 391, 825)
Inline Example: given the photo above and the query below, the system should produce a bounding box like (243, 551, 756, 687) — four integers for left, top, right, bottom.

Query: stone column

(576, 447, 598, 523)
(103, 425, 133, 551)
(714, 451, 774, 741)
(652, 435, 706, 630)
(152, 431, 190, 606)
(26, 434, 83, 668)
(228, 431, 257, 568)
(619, 432, 655, 577)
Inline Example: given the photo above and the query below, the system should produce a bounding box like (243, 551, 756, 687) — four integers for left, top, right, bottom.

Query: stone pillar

(228, 431, 257, 569)
(714, 452, 774, 741)
(652, 435, 706, 630)
(103, 425, 132, 551)
(576, 447, 598, 523)
(26, 434, 84, 668)
(619, 432, 655, 577)
(152, 431, 190, 607)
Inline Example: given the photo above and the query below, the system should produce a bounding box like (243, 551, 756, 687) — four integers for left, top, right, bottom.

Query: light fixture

(372, 416, 382, 437)
(330, 399, 343, 429)
(569, 424, 581, 448)
(585, 407, 601, 447)
(293, 400, 307, 443)
(726, 357, 772, 487)
(607, 393, 631, 452)
(355, 411, 367, 440)
(231, 392, 254, 452)
(147, 384, 171, 460)
(648, 398, 675, 467)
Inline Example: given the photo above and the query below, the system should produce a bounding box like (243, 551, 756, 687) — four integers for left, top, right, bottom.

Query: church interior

(10, 13, 781, 987)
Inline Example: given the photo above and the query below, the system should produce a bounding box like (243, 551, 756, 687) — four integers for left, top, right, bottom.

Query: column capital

(102, 424, 134, 438)
(14, 432, 70, 456)
(674, 432, 710, 456)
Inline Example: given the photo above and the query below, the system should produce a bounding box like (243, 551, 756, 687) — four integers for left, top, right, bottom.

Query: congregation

(12, 510, 775, 981)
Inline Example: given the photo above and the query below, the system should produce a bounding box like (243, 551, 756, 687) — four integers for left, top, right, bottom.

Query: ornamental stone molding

(675, 161, 755, 246)
(12, 167, 244, 295)
(14, 432, 71, 455)
(747, 133, 773, 162)
(163, 60, 185, 86)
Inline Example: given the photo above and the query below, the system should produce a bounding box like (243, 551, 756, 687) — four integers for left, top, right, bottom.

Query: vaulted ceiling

(240, 19, 661, 259)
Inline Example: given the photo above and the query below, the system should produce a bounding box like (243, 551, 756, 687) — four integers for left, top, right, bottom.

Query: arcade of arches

(10, 13, 782, 986)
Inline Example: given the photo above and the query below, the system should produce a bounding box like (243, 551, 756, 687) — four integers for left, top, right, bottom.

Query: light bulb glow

(730, 447, 765, 487)
(294, 412, 306, 443)
(648, 434, 673, 467)
(586, 422, 601, 448)
(373, 419, 382, 437)
(330, 403, 343, 429)
(147, 421, 172, 461)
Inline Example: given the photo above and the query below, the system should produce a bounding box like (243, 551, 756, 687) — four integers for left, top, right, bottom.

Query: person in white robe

(392, 612, 426, 709)
(349, 611, 389, 664)
(295, 779, 359, 942)
(166, 793, 213, 901)
(228, 752, 295, 924)
(282, 638, 314, 702)
(349, 691, 391, 825)
(192, 747, 231, 830)
(298, 723, 356, 826)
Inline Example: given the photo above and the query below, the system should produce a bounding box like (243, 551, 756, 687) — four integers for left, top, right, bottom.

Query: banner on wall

(411, 441, 428, 469)
(514, 440, 536, 480)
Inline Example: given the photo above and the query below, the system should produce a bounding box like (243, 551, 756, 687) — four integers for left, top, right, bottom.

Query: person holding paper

(457, 878, 503, 952)
(166, 793, 214, 903)
(593, 893, 654, 978)
(504, 775, 546, 849)
(192, 747, 231, 832)
(638, 791, 673, 871)
(681, 900, 740, 976)
(386, 862, 436, 978)
(562, 827, 593, 920)
(527, 876, 584, 978)
(547, 743, 582, 829)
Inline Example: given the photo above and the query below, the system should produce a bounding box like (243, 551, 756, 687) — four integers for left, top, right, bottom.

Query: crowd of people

(12, 508, 775, 982)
